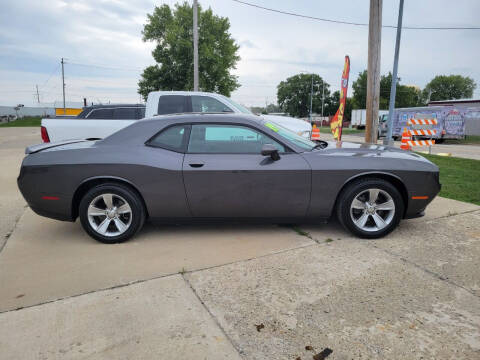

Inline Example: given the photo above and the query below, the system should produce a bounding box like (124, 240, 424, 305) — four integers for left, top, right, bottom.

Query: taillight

(41, 126, 50, 143)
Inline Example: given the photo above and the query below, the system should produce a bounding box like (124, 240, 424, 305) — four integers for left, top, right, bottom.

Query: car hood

(316, 140, 438, 167)
(261, 114, 312, 132)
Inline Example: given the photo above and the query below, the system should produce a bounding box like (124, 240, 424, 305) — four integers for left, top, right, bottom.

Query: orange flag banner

(330, 56, 350, 141)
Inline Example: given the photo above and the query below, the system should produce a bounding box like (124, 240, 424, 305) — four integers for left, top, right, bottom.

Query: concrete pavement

(0, 275, 242, 360)
(0, 127, 39, 254)
(1, 127, 480, 359)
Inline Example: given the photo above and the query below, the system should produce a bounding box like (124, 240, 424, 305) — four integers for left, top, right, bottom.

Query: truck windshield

(219, 95, 253, 114)
(262, 120, 317, 151)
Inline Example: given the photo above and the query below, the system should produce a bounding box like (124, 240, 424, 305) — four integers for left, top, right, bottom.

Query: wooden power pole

(193, 0, 199, 91)
(365, 0, 382, 144)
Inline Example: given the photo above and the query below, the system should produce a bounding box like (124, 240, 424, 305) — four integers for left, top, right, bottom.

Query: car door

(182, 123, 311, 218)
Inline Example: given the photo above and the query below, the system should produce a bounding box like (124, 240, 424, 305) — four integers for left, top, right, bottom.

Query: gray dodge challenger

(18, 114, 440, 243)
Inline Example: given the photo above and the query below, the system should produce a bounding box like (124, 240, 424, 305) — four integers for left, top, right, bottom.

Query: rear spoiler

(25, 140, 89, 154)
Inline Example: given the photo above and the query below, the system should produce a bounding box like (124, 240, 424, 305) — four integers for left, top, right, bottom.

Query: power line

(231, 0, 480, 30)
(39, 63, 60, 89)
(67, 61, 142, 72)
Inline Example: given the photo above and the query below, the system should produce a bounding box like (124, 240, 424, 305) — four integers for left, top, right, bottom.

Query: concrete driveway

(1, 127, 479, 359)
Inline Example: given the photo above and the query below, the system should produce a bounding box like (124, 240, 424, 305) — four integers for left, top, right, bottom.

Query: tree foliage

(250, 103, 282, 115)
(277, 74, 330, 118)
(422, 75, 476, 102)
(326, 91, 353, 121)
(138, 2, 240, 99)
(352, 70, 422, 110)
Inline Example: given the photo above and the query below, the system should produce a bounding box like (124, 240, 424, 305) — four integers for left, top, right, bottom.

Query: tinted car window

(137, 107, 145, 119)
(148, 125, 188, 151)
(191, 96, 233, 113)
(157, 96, 187, 115)
(113, 108, 137, 119)
(188, 124, 285, 154)
(87, 108, 113, 119)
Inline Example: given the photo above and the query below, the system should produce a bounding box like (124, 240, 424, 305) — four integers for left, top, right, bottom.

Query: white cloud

(0, 0, 479, 107)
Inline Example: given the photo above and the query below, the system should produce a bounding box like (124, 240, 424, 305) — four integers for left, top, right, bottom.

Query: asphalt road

(1, 127, 479, 359)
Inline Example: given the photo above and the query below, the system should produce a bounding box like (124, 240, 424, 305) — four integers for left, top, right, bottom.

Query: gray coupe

(18, 114, 440, 243)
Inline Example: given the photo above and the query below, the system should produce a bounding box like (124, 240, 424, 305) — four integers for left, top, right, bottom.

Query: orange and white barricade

(311, 125, 320, 141)
(400, 128, 411, 150)
(399, 118, 437, 151)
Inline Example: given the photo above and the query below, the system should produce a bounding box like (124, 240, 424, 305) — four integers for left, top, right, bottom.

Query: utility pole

(61, 57, 66, 115)
(309, 74, 313, 122)
(321, 81, 325, 117)
(193, 0, 199, 91)
(365, 0, 382, 144)
(384, 0, 404, 145)
(35, 85, 40, 103)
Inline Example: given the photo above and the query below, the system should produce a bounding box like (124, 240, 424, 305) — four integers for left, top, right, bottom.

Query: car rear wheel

(336, 178, 403, 239)
(79, 183, 145, 243)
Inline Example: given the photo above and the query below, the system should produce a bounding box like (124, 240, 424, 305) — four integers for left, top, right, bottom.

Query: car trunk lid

(25, 140, 91, 154)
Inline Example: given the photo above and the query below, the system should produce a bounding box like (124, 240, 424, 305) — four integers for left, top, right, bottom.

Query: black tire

(79, 183, 145, 243)
(336, 178, 404, 239)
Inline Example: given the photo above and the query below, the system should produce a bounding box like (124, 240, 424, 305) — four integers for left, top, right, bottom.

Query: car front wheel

(79, 183, 145, 243)
(336, 178, 404, 239)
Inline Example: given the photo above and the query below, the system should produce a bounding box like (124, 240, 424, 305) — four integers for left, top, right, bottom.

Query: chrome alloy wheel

(349, 188, 395, 232)
(87, 193, 132, 237)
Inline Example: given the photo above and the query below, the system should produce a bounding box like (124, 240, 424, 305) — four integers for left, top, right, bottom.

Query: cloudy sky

(1, 0, 479, 107)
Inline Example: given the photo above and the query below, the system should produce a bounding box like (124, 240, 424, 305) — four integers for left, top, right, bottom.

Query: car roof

(101, 113, 308, 153)
(148, 91, 224, 97)
(83, 104, 145, 109)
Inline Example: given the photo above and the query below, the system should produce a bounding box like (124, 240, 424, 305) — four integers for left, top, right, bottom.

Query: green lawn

(442, 135, 480, 145)
(318, 127, 364, 135)
(0, 117, 42, 127)
(419, 153, 480, 205)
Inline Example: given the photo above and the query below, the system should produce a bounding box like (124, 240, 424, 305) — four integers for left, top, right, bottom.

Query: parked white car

(41, 91, 311, 142)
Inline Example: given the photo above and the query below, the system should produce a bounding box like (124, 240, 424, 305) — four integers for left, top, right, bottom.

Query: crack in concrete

(0, 205, 28, 255)
(182, 273, 244, 358)
(1, 208, 478, 316)
(362, 242, 480, 300)
(0, 241, 318, 315)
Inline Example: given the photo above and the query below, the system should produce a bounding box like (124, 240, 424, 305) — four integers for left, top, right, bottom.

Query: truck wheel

(79, 183, 145, 243)
(336, 178, 404, 239)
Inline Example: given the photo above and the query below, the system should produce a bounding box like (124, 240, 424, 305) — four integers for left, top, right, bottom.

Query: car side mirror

(261, 144, 280, 161)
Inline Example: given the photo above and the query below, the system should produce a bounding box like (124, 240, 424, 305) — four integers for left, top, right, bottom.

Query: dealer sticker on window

(265, 122, 279, 132)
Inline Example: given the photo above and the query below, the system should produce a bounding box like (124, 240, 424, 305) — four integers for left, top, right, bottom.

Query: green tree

(138, 2, 240, 99)
(422, 75, 476, 102)
(352, 70, 422, 109)
(277, 74, 330, 118)
(324, 91, 353, 121)
(352, 70, 368, 109)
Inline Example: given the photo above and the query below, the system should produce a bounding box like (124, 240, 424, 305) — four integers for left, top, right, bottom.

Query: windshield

(262, 120, 318, 151)
(219, 95, 253, 114)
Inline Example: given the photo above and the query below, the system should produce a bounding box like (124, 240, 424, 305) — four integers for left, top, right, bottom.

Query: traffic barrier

(311, 125, 320, 140)
(400, 127, 411, 150)
(407, 118, 438, 125)
(407, 140, 435, 147)
(408, 129, 437, 136)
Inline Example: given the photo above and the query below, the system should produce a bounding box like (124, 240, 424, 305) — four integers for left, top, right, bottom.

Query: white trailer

(351, 109, 388, 128)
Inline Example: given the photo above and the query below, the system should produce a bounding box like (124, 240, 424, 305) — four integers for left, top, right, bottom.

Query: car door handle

(189, 162, 204, 168)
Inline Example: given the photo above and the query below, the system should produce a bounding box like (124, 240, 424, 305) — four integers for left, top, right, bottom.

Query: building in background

(54, 101, 84, 116)
(428, 99, 480, 108)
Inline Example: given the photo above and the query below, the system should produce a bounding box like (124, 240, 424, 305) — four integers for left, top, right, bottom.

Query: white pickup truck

(41, 91, 312, 142)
